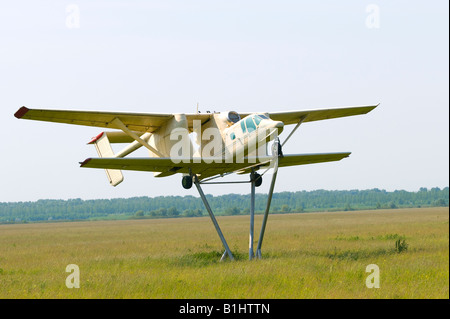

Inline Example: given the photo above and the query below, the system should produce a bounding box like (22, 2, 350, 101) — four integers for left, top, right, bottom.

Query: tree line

(0, 187, 448, 223)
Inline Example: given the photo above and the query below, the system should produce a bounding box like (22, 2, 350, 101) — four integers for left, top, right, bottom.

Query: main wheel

(182, 175, 193, 189)
(253, 173, 263, 187)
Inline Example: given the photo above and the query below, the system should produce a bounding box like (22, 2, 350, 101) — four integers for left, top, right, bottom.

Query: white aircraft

(14, 104, 378, 260)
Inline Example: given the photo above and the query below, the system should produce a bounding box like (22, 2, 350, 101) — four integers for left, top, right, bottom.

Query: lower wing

(80, 152, 351, 180)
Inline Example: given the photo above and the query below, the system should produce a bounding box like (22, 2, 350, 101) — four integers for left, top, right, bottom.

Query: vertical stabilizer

(88, 132, 124, 186)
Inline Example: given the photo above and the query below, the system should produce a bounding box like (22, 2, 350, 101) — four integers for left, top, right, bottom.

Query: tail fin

(88, 132, 124, 186)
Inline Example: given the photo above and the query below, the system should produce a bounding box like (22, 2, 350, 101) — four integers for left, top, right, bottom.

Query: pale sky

(1, 1, 448, 202)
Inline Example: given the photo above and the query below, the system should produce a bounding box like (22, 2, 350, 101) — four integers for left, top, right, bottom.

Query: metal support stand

(255, 117, 305, 258)
(249, 170, 256, 260)
(255, 165, 278, 259)
(256, 139, 281, 259)
(194, 175, 234, 261)
(193, 137, 283, 261)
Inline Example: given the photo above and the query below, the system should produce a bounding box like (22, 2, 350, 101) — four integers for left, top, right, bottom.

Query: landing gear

(182, 175, 193, 189)
(253, 172, 262, 187)
(184, 173, 262, 189)
(272, 137, 283, 157)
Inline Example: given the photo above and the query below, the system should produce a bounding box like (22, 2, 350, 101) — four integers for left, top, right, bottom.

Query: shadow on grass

(170, 250, 248, 267)
(169, 241, 409, 267)
(323, 238, 409, 260)
(323, 247, 395, 261)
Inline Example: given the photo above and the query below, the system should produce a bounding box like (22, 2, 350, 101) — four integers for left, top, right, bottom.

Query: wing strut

(111, 118, 164, 157)
(281, 115, 307, 147)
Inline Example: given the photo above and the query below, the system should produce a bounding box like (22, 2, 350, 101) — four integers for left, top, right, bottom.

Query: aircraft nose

(274, 121, 284, 129)
(272, 121, 284, 134)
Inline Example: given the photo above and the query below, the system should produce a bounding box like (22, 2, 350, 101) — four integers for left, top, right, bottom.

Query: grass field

(0, 207, 448, 299)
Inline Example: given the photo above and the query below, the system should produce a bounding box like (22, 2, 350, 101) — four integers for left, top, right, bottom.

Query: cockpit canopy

(240, 114, 269, 133)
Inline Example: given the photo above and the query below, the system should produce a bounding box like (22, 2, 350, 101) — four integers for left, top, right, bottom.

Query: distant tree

(135, 210, 144, 217)
(1, 187, 448, 223)
(167, 207, 180, 217)
(158, 208, 167, 217)
(183, 209, 195, 217)
(434, 198, 447, 207)
(225, 207, 240, 215)
(194, 209, 203, 217)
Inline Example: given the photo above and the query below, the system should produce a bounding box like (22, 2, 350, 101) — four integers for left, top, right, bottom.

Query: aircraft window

(230, 132, 236, 140)
(259, 114, 269, 119)
(240, 120, 246, 133)
(253, 115, 262, 126)
(246, 116, 256, 133)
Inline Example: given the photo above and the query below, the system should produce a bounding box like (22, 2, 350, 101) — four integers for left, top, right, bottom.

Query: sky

(0, 0, 448, 202)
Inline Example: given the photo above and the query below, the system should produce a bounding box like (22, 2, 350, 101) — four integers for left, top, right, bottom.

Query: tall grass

(0, 207, 448, 298)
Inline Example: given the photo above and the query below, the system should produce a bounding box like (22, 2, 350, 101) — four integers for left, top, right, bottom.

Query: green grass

(0, 207, 448, 298)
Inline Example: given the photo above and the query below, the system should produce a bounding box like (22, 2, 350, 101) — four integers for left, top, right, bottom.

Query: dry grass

(0, 207, 448, 298)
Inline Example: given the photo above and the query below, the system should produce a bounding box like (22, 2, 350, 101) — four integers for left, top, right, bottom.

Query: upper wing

(239, 104, 378, 125)
(14, 106, 211, 133)
(80, 152, 351, 180)
(14, 104, 378, 132)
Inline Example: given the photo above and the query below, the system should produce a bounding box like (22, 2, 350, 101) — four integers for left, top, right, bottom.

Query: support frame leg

(256, 141, 280, 259)
(255, 169, 277, 259)
(194, 176, 234, 261)
(249, 170, 256, 260)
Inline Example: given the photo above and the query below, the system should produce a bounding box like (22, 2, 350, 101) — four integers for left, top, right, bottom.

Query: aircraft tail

(88, 132, 124, 186)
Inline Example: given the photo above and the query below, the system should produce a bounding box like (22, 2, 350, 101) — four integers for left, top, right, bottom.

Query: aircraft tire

(182, 175, 193, 189)
(254, 173, 262, 187)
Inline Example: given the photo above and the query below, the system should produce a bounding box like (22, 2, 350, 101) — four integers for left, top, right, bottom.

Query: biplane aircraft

(14, 104, 378, 260)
